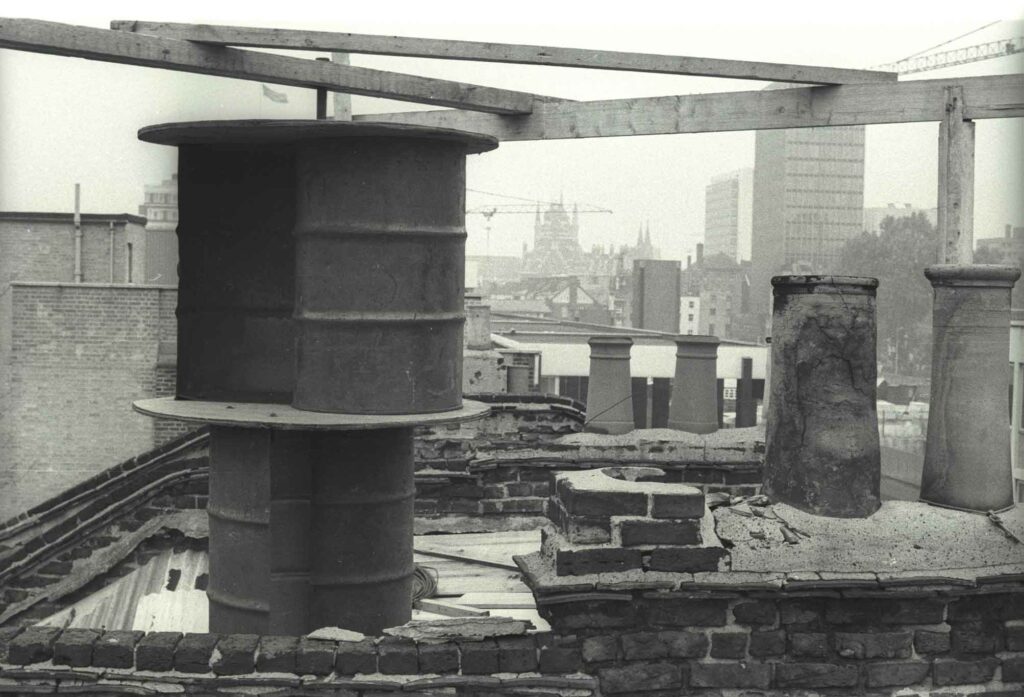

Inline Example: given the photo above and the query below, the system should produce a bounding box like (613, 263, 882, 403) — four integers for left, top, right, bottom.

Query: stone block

(417, 642, 459, 674)
(646, 546, 726, 573)
(598, 662, 683, 694)
(561, 484, 647, 517)
(619, 519, 701, 546)
(951, 621, 1003, 653)
(1003, 656, 1024, 683)
(0, 627, 23, 663)
(8, 626, 61, 665)
(335, 638, 377, 674)
(866, 661, 931, 688)
(749, 629, 786, 657)
(546, 596, 638, 630)
(932, 657, 999, 685)
(539, 645, 583, 674)
(650, 489, 704, 519)
(496, 636, 537, 672)
(691, 661, 771, 688)
(93, 630, 143, 669)
(621, 632, 667, 660)
(256, 635, 299, 673)
(733, 600, 777, 625)
(915, 628, 951, 655)
(296, 638, 335, 676)
(775, 662, 858, 688)
(377, 637, 418, 674)
(825, 598, 945, 625)
(135, 632, 181, 671)
(646, 597, 728, 627)
(556, 547, 643, 576)
(174, 633, 220, 673)
(658, 630, 708, 658)
(779, 598, 825, 627)
(212, 634, 259, 675)
(1007, 625, 1024, 652)
(789, 632, 830, 657)
(710, 632, 747, 658)
(52, 628, 100, 668)
(581, 635, 618, 663)
(833, 630, 912, 659)
(459, 639, 499, 674)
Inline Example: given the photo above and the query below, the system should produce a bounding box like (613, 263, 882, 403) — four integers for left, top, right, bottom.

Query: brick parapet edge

(0, 626, 598, 696)
(513, 550, 1024, 696)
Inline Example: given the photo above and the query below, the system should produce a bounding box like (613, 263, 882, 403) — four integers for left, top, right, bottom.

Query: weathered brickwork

(0, 283, 183, 519)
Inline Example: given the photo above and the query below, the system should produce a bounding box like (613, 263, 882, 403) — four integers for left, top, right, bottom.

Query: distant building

(138, 174, 179, 285)
(0, 212, 181, 520)
(489, 276, 612, 325)
(631, 259, 681, 334)
(465, 255, 524, 290)
(680, 243, 760, 343)
(864, 203, 937, 235)
(976, 224, 1024, 265)
(680, 295, 701, 335)
(704, 168, 753, 263)
(522, 200, 585, 277)
(750, 126, 866, 325)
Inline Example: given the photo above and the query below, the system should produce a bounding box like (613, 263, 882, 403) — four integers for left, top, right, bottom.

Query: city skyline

(0, 7, 1021, 266)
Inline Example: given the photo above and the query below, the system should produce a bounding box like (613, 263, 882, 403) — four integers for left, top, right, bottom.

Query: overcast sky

(1, 1, 1021, 262)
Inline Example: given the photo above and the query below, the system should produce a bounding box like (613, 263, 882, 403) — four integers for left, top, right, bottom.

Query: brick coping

(10, 281, 178, 291)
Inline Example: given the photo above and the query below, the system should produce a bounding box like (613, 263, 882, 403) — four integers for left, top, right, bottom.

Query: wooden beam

(110, 20, 898, 86)
(937, 86, 975, 264)
(351, 74, 1024, 141)
(0, 18, 542, 114)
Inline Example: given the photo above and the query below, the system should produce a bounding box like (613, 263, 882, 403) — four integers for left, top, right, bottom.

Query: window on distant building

(709, 323, 715, 335)
(688, 314, 694, 321)
(688, 301, 694, 308)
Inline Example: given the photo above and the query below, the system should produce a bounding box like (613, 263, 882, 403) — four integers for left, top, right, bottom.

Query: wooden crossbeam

(351, 74, 1024, 141)
(110, 20, 898, 86)
(0, 18, 544, 114)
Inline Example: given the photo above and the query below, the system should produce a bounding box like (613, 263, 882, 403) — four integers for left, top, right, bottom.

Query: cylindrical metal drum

(667, 335, 720, 434)
(292, 135, 493, 414)
(207, 427, 272, 633)
(763, 276, 881, 518)
(174, 145, 296, 403)
(585, 336, 635, 435)
(309, 428, 415, 634)
(921, 264, 1020, 512)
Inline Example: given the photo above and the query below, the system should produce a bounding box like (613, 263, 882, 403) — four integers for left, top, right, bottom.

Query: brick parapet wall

(0, 625, 597, 696)
(515, 555, 1024, 695)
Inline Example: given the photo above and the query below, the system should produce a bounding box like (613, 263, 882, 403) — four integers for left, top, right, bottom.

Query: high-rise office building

(750, 126, 866, 319)
(704, 168, 753, 263)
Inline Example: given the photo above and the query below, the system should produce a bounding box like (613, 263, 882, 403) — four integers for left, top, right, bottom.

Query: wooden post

(332, 53, 352, 121)
(937, 86, 975, 264)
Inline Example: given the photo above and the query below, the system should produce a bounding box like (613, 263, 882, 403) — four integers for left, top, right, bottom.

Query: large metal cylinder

(309, 428, 415, 634)
(667, 335, 719, 434)
(763, 276, 881, 518)
(921, 264, 1020, 512)
(585, 336, 634, 435)
(292, 137, 478, 414)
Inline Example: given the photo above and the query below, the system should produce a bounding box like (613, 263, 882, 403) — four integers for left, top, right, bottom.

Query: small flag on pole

(261, 84, 288, 104)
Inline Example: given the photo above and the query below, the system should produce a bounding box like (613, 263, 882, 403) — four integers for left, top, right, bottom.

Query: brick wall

(0, 283, 179, 520)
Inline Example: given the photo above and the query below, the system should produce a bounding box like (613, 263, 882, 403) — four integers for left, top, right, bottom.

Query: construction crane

(876, 35, 1022, 75)
(466, 190, 613, 256)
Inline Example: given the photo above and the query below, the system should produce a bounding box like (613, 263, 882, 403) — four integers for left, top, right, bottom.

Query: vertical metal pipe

(921, 264, 1020, 511)
(763, 275, 881, 518)
(73, 183, 83, 283)
(309, 428, 415, 635)
(735, 356, 757, 427)
(667, 335, 719, 434)
(585, 336, 634, 435)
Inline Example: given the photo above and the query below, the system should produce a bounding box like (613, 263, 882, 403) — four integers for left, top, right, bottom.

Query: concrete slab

(719, 501, 1024, 574)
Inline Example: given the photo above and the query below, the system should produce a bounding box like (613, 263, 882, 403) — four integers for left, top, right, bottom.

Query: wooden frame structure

(1, 17, 1022, 263)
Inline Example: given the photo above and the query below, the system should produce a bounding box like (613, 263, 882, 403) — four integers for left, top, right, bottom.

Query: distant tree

(837, 213, 939, 377)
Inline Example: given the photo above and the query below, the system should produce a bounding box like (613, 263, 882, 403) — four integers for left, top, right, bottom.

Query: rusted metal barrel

(309, 428, 415, 634)
(207, 427, 272, 633)
(764, 276, 880, 518)
(668, 335, 720, 434)
(292, 136, 480, 414)
(174, 145, 296, 403)
(921, 264, 1020, 512)
(586, 336, 635, 435)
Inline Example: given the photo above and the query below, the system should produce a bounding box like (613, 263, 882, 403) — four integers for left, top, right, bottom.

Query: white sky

(1, 1, 1021, 262)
